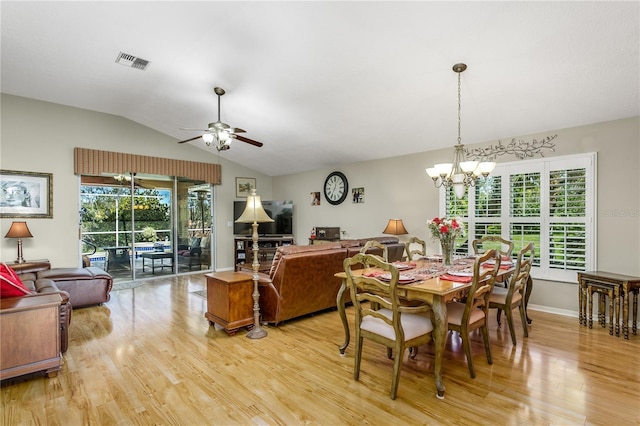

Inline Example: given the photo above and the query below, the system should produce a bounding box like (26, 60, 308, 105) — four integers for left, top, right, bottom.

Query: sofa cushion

(0, 263, 33, 297)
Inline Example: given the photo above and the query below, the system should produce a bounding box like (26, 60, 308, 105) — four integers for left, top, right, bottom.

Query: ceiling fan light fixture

(202, 133, 214, 144)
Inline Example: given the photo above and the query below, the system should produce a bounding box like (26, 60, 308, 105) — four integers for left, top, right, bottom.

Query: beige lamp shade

(235, 189, 274, 224)
(382, 219, 408, 235)
(5, 221, 33, 239)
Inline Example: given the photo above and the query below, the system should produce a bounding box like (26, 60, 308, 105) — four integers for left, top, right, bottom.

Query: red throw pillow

(0, 263, 33, 297)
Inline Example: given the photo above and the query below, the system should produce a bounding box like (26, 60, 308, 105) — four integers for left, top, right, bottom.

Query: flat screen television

(233, 200, 294, 236)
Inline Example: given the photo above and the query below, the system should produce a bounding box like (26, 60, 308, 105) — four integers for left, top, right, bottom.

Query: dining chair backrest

(464, 249, 501, 322)
(405, 237, 426, 261)
(343, 253, 433, 399)
(472, 235, 514, 259)
(360, 240, 389, 263)
(511, 243, 534, 301)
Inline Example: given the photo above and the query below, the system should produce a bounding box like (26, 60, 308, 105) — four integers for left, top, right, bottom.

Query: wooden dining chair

(446, 249, 500, 378)
(488, 243, 534, 345)
(472, 235, 514, 258)
(405, 237, 426, 261)
(344, 253, 434, 400)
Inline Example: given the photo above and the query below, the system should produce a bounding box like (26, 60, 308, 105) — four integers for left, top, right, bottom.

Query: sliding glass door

(80, 173, 213, 283)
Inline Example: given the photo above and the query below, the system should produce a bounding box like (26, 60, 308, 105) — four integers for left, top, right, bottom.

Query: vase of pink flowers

(427, 217, 464, 266)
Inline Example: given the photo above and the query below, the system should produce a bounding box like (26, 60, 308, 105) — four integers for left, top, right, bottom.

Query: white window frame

(440, 152, 597, 283)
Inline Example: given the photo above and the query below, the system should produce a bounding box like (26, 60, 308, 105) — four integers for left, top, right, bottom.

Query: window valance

(74, 148, 221, 184)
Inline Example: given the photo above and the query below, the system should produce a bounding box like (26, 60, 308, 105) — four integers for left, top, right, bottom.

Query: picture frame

(236, 177, 256, 198)
(0, 170, 53, 218)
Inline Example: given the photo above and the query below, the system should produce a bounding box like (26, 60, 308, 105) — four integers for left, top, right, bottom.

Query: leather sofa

(258, 236, 405, 325)
(12, 262, 113, 309)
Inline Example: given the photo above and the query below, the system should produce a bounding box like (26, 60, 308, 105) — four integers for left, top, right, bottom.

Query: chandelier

(426, 63, 495, 199)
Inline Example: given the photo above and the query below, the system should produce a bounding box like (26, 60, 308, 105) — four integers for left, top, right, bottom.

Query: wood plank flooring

(2, 274, 639, 425)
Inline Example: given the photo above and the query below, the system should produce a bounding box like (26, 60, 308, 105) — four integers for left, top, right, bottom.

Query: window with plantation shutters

(440, 152, 595, 282)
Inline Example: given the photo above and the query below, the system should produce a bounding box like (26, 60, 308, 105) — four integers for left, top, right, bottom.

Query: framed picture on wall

(236, 177, 256, 198)
(0, 170, 53, 218)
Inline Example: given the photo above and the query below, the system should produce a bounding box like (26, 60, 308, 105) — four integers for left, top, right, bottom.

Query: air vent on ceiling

(115, 52, 150, 70)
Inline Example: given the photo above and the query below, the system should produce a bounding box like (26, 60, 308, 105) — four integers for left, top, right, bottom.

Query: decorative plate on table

(392, 262, 415, 271)
(379, 273, 417, 284)
(446, 270, 474, 277)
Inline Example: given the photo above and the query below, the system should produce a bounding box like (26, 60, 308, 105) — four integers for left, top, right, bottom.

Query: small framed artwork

(311, 191, 321, 206)
(352, 187, 365, 203)
(236, 177, 256, 198)
(0, 170, 53, 218)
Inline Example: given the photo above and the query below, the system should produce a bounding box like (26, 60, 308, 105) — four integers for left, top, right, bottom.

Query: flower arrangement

(427, 217, 465, 265)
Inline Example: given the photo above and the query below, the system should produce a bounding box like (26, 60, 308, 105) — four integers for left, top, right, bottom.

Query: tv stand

(234, 235, 295, 272)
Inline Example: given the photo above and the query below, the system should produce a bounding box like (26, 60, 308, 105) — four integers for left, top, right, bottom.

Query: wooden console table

(578, 271, 640, 339)
(1, 294, 62, 380)
(204, 272, 254, 335)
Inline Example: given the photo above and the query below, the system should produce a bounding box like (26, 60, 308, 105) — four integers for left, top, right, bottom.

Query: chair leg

(518, 303, 529, 338)
(387, 347, 393, 359)
(496, 308, 503, 326)
(505, 308, 517, 345)
(481, 324, 493, 366)
(460, 328, 475, 379)
(354, 336, 363, 381)
(409, 346, 418, 359)
(390, 343, 404, 400)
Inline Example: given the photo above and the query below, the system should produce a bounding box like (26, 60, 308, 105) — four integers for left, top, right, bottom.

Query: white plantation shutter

(441, 153, 596, 282)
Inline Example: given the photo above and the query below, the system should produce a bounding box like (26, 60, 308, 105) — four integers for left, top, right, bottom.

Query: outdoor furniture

(141, 251, 174, 274)
(103, 246, 131, 272)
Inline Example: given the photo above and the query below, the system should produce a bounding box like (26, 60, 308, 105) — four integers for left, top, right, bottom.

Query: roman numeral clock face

(324, 171, 349, 205)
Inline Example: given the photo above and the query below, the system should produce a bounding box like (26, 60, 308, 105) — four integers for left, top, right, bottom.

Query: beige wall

(273, 116, 640, 316)
(0, 94, 273, 269)
(2, 94, 638, 316)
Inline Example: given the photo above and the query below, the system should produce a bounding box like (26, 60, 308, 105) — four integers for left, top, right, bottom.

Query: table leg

(336, 279, 350, 355)
(607, 288, 614, 336)
(142, 256, 147, 272)
(614, 287, 620, 337)
(588, 286, 594, 329)
(633, 290, 638, 336)
(431, 297, 447, 399)
(623, 286, 630, 339)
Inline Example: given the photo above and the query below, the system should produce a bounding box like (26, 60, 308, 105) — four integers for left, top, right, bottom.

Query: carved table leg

(613, 287, 620, 337)
(588, 285, 594, 329)
(431, 297, 447, 399)
(336, 279, 350, 355)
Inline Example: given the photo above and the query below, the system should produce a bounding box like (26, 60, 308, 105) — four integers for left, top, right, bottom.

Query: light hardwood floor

(2, 274, 639, 425)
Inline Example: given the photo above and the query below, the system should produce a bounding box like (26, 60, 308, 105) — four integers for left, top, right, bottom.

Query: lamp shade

(235, 190, 274, 224)
(5, 221, 33, 239)
(382, 219, 408, 235)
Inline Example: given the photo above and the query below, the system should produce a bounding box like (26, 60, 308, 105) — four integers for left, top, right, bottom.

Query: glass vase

(440, 239, 454, 266)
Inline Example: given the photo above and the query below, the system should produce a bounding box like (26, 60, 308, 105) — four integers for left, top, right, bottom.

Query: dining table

(334, 256, 529, 399)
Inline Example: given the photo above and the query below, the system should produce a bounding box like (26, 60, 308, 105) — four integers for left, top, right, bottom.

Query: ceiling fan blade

(229, 127, 246, 134)
(235, 135, 264, 147)
(178, 135, 203, 144)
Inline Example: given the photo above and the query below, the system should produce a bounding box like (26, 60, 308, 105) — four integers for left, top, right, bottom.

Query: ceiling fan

(178, 87, 264, 151)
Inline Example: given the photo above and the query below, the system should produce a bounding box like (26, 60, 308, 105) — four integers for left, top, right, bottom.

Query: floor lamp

(235, 189, 274, 339)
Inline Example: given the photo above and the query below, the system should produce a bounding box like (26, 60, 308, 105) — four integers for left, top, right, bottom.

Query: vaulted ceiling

(1, 2, 638, 176)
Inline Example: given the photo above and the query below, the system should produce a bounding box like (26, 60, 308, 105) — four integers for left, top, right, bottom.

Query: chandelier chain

(457, 71, 462, 145)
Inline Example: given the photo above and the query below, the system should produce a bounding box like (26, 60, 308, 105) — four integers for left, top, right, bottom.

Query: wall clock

(324, 171, 349, 205)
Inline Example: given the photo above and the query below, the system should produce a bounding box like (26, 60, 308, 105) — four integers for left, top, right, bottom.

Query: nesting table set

(577, 271, 640, 339)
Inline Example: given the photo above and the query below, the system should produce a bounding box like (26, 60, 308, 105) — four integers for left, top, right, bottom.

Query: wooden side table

(204, 272, 254, 335)
(1, 293, 62, 380)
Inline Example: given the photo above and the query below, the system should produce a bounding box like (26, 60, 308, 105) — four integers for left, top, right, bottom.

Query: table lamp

(5, 221, 33, 264)
(235, 188, 274, 339)
(382, 219, 408, 236)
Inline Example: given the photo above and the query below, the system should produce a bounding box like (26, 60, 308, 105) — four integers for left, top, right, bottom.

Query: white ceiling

(1, 1, 638, 176)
